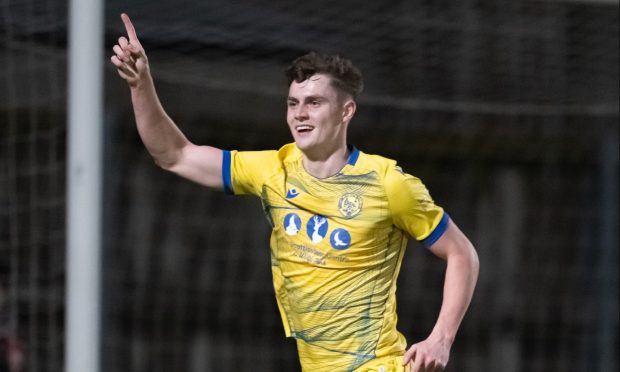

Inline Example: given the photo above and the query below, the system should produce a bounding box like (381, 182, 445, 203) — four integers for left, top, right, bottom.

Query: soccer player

(111, 13, 479, 372)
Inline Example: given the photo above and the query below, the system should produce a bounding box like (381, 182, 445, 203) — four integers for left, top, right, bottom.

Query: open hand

(110, 13, 149, 87)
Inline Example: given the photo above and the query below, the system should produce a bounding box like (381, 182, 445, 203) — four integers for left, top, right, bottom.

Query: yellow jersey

(223, 143, 448, 372)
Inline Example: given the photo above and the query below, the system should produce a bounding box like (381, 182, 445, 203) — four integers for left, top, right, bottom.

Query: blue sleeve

(221, 150, 233, 195)
(420, 212, 450, 249)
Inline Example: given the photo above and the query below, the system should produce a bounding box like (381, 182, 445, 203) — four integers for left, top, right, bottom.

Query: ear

(342, 99, 356, 123)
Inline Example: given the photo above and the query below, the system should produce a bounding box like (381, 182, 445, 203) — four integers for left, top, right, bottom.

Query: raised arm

(403, 219, 479, 372)
(110, 13, 224, 190)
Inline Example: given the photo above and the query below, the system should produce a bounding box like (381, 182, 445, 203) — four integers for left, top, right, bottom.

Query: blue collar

(347, 145, 360, 166)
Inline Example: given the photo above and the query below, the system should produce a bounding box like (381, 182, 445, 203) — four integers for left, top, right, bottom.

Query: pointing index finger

(121, 13, 138, 42)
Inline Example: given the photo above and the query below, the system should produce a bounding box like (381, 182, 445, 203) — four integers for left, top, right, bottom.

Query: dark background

(1, 0, 618, 371)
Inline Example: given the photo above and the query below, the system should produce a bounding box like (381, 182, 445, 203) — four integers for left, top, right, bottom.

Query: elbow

(450, 236, 479, 280)
(151, 142, 191, 171)
(153, 156, 174, 171)
(472, 246, 480, 279)
(152, 150, 182, 172)
(465, 240, 480, 281)
(456, 229, 478, 269)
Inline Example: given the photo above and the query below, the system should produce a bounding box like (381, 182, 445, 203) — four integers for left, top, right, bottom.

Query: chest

(260, 170, 399, 267)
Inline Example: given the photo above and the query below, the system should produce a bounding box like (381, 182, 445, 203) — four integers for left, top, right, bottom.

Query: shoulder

(232, 143, 297, 165)
(227, 145, 293, 196)
(353, 150, 431, 201)
(355, 151, 398, 177)
(276, 142, 303, 164)
(356, 151, 430, 202)
(232, 142, 300, 179)
(355, 151, 421, 188)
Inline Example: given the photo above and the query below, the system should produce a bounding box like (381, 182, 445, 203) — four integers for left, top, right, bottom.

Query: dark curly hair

(285, 52, 364, 99)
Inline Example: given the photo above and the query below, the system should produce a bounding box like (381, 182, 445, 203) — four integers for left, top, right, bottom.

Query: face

(287, 74, 355, 157)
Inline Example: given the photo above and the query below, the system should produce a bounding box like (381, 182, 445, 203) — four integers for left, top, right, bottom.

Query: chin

(294, 138, 319, 154)
(294, 140, 310, 151)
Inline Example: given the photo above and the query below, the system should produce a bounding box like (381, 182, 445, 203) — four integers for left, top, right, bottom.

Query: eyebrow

(287, 95, 326, 102)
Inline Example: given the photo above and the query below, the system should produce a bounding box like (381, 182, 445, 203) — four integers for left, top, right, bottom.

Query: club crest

(338, 193, 363, 219)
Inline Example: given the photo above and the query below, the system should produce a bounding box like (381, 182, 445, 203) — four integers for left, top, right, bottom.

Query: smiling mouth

(295, 125, 314, 133)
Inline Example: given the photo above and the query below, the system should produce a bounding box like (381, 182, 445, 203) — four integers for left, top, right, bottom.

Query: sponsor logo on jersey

(338, 193, 363, 218)
(286, 187, 300, 199)
(306, 215, 328, 243)
(330, 228, 351, 250)
(283, 213, 301, 236)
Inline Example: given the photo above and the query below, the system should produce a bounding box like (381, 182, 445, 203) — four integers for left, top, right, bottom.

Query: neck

(302, 144, 349, 179)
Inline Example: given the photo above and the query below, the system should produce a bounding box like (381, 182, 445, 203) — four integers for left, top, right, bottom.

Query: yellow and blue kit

(222, 143, 448, 372)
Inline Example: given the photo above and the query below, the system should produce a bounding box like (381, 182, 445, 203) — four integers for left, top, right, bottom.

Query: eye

(310, 100, 321, 107)
(287, 100, 297, 108)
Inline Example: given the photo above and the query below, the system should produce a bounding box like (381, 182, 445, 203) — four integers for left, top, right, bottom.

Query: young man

(111, 13, 479, 372)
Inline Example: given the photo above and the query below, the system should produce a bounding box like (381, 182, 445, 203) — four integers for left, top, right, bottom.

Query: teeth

(296, 125, 313, 131)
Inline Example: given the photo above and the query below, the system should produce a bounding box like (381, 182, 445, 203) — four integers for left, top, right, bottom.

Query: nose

(294, 104, 309, 121)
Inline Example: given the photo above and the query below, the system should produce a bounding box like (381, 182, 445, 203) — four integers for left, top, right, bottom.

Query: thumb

(127, 42, 146, 60)
(127, 42, 140, 53)
(403, 346, 416, 365)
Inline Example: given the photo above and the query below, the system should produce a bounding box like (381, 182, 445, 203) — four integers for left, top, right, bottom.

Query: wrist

(129, 70, 153, 90)
(429, 325, 456, 346)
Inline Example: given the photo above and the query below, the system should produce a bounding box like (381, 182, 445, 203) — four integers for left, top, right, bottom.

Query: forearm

(112, 14, 224, 189)
(431, 243, 479, 344)
(130, 73, 189, 169)
(402, 229, 479, 369)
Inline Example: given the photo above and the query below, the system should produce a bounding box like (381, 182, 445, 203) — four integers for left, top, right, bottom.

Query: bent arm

(111, 13, 223, 190)
(404, 219, 479, 370)
(130, 75, 224, 189)
(427, 220, 479, 342)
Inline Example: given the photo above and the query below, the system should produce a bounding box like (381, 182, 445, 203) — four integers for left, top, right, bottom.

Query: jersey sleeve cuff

(222, 150, 233, 195)
(421, 212, 449, 249)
